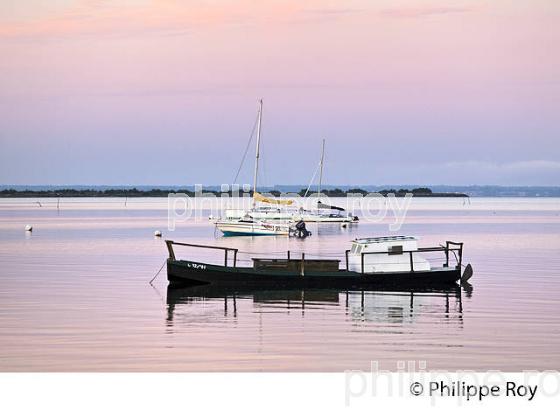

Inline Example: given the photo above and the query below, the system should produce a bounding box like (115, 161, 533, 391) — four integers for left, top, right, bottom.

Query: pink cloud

(0, 1, 243, 40)
(0, 0, 355, 40)
(380, 6, 473, 19)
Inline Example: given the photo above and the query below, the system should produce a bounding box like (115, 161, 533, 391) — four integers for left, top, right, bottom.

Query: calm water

(0, 198, 559, 371)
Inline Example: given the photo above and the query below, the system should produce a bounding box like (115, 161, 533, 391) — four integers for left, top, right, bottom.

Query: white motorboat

(215, 217, 290, 236)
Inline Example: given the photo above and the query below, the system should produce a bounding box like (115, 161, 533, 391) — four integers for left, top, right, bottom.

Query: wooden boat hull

(167, 259, 461, 289)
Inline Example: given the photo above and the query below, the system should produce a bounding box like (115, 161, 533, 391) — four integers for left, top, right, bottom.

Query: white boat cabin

(347, 236, 431, 273)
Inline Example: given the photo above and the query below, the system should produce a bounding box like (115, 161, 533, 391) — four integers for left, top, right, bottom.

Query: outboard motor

(291, 220, 311, 238)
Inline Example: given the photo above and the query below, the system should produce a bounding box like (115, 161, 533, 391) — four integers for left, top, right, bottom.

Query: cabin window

(388, 245, 403, 255)
(351, 244, 357, 253)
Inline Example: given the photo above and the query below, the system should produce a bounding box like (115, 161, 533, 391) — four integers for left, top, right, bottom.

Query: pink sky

(0, 1, 559, 185)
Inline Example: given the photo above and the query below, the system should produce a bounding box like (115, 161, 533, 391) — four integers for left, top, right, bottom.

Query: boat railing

(166, 240, 239, 267)
(348, 241, 463, 274)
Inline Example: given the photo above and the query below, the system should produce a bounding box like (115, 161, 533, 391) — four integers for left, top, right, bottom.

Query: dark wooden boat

(165, 238, 469, 289)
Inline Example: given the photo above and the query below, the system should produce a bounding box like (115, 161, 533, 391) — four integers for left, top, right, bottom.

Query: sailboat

(215, 100, 292, 236)
(297, 139, 359, 223)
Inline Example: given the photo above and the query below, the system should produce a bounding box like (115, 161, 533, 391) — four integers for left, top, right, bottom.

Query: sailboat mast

(252, 99, 263, 208)
(318, 138, 325, 197)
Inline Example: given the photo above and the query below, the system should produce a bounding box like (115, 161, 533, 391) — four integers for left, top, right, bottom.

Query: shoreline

(0, 188, 468, 198)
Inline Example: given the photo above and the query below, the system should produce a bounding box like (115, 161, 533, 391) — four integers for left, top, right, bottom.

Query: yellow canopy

(253, 191, 294, 206)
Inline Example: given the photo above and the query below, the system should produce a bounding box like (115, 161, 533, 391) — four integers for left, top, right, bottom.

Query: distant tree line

(0, 188, 195, 197)
(296, 187, 467, 197)
(0, 187, 468, 198)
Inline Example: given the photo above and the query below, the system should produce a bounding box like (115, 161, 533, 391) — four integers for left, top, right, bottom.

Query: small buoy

(341, 223, 348, 228)
(154, 230, 162, 237)
(25, 225, 33, 232)
(208, 214, 214, 220)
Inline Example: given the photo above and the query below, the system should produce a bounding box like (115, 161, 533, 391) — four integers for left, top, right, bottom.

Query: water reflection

(166, 284, 470, 327)
(315, 222, 358, 236)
